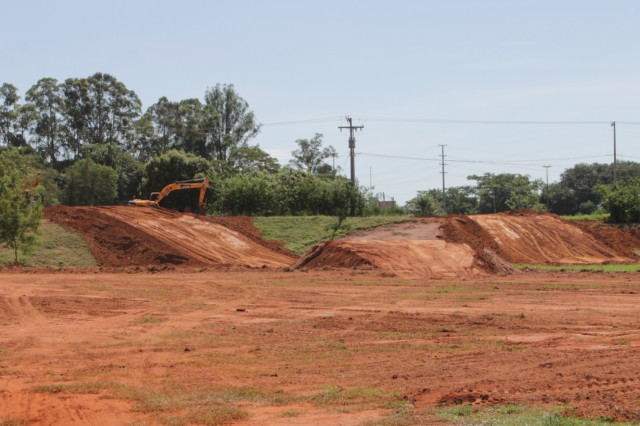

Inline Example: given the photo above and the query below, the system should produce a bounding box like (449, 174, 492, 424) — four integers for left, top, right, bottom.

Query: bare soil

(45, 206, 295, 268)
(1, 270, 639, 425)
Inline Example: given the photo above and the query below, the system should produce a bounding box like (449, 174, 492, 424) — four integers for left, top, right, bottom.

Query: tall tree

(60, 77, 91, 158)
(289, 133, 336, 174)
(0, 83, 20, 146)
(25, 78, 65, 164)
(202, 84, 260, 161)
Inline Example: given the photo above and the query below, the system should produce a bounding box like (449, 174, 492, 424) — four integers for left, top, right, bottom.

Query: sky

(2, 0, 640, 204)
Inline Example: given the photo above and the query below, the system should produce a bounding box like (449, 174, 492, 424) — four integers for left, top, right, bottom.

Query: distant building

(369, 193, 397, 209)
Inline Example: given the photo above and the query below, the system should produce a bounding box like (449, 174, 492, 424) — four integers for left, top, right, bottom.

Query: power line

(357, 151, 612, 166)
(262, 116, 640, 127)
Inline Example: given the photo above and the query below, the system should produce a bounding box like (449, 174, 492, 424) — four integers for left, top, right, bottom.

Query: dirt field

(3, 208, 640, 424)
(1, 270, 639, 425)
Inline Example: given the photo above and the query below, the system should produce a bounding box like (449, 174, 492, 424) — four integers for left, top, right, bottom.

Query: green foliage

(436, 403, 629, 425)
(0, 148, 44, 263)
(404, 191, 438, 216)
(218, 174, 275, 215)
(203, 84, 260, 161)
(83, 144, 143, 201)
(598, 181, 640, 223)
(405, 186, 479, 216)
(62, 159, 117, 206)
(139, 149, 211, 196)
(468, 173, 543, 213)
(289, 133, 336, 174)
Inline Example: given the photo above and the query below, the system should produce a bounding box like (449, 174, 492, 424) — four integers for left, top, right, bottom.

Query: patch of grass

(311, 385, 407, 413)
(136, 315, 166, 324)
(30, 382, 292, 425)
(281, 409, 304, 418)
(254, 215, 410, 255)
(0, 220, 98, 268)
(514, 263, 640, 273)
(436, 404, 630, 425)
(615, 339, 630, 346)
(561, 212, 609, 221)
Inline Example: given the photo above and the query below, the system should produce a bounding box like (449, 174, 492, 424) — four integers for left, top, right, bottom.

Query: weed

(137, 315, 166, 324)
(615, 339, 630, 346)
(311, 385, 406, 413)
(281, 409, 304, 418)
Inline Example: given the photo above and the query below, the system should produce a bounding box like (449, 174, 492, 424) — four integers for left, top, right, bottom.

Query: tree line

(0, 73, 363, 217)
(404, 162, 640, 222)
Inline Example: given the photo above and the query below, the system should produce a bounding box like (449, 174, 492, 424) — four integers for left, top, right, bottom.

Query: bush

(62, 159, 118, 206)
(598, 181, 640, 223)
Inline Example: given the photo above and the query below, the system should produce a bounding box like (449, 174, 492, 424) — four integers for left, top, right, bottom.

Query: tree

(0, 83, 19, 146)
(139, 149, 211, 197)
(228, 145, 280, 174)
(289, 133, 336, 174)
(468, 173, 543, 213)
(202, 84, 260, 161)
(0, 148, 44, 263)
(598, 181, 640, 223)
(83, 144, 143, 201)
(25, 78, 65, 164)
(404, 192, 438, 216)
(62, 159, 117, 206)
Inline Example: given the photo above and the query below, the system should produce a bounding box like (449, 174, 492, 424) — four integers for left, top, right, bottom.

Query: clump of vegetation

(254, 215, 409, 254)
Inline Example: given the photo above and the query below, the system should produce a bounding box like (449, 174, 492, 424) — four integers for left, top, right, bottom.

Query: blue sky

(3, 0, 640, 203)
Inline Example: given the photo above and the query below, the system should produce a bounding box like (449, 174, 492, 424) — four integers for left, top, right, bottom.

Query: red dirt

(442, 211, 635, 265)
(295, 240, 484, 279)
(1, 270, 639, 424)
(573, 220, 640, 260)
(45, 206, 295, 268)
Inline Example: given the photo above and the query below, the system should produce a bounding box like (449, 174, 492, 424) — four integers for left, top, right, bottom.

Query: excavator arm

(129, 178, 209, 214)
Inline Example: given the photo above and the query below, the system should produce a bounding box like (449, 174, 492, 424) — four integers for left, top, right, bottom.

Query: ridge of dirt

(294, 239, 485, 279)
(572, 220, 640, 260)
(45, 206, 294, 268)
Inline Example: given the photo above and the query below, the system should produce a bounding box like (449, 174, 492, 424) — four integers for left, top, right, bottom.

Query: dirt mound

(294, 239, 485, 279)
(573, 221, 640, 260)
(467, 212, 634, 264)
(45, 206, 295, 268)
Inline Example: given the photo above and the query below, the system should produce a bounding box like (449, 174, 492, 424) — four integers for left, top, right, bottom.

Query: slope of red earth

(45, 206, 295, 269)
(443, 211, 636, 265)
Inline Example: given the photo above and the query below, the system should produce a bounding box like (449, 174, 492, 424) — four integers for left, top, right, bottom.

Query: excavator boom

(129, 178, 208, 214)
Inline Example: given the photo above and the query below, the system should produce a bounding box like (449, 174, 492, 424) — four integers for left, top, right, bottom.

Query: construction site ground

(1, 207, 640, 424)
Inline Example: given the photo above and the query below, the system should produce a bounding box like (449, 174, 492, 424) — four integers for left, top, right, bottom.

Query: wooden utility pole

(339, 116, 364, 185)
(611, 121, 617, 183)
(439, 144, 447, 214)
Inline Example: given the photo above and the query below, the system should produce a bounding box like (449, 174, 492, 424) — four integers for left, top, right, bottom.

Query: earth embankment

(45, 206, 295, 268)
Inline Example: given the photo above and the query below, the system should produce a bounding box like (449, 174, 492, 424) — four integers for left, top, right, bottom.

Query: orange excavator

(129, 178, 208, 214)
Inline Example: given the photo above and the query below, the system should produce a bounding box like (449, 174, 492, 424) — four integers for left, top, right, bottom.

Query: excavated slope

(469, 212, 634, 264)
(45, 206, 294, 268)
(295, 239, 484, 279)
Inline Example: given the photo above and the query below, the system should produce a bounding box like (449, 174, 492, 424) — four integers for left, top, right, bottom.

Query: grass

(561, 212, 610, 221)
(310, 385, 408, 413)
(29, 382, 292, 425)
(514, 263, 640, 272)
(436, 404, 633, 425)
(26, 380, 425, 425)
(0, 220, 98, 268)
(253, 215, 410, 255)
